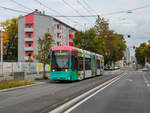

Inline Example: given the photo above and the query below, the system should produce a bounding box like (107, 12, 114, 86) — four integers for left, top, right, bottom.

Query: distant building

(123, 47, 130, 65)
(115, 60, 124, 67)
(18, 10, 77, 62)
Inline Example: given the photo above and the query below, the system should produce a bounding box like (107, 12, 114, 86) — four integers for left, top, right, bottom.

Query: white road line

(49, 73, 126, 113)
(64, 75, 124, 113)
(142, 74, 150, 87)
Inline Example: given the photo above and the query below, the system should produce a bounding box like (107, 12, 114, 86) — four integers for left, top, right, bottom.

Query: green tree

(73, 28, 96, 50)
(94, 17, 126, 65)
(94, 16, 109, 35)
(34, 30, 54, 79)
(1, 15, 22, 61)
(135, 43, 147, 66)
(135, 41, 150, 66)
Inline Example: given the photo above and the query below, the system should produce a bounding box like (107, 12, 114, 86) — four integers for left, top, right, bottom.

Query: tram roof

(51, 46, 103, 58)
(51, 46, 77, 51)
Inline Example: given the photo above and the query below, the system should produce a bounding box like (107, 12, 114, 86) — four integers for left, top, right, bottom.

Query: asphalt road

(68, 70, 150, 113)
(0, 70, 122, 113)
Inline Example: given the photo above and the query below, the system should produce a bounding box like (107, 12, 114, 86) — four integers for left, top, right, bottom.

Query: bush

(0, 80, 34, 90)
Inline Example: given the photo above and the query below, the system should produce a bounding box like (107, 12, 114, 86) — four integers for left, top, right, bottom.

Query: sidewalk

(0, 72, 50, 81)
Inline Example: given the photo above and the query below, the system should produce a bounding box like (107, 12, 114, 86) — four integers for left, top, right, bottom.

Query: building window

(57, 33, 60, 38)
(28, 24, 31, 28)
(57, 24, 59, 29)
(57, 42, 60, 46)
(28, 33, 31, 38)
(28, 43, 31, 47)
(28, 52, 31, 56)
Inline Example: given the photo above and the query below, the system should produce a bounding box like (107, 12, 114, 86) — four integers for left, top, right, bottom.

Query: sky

(0, 0, 150, 56)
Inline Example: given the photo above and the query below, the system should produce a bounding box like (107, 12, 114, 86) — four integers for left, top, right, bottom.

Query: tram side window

(78, 57, 83, 71)
(72, 56, 78, 70)
(100, 60, 104, 69)
(97, 60, 100, 69)
(85, 58, 91, 70)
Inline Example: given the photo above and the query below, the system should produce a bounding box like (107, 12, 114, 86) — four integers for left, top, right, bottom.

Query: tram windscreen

(51, 50, 70, 69)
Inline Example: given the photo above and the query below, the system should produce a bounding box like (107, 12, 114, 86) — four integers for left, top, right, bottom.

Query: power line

(82, 0, 99, 15)
(0, 5, 28, 13)
(33, 0, 62, 15)
(1, 3, 150, 18)
(76, 0, 93, 16)
(103, 4, 150, 16)
(34, 0, 84, 27)
(61, 0, 92, 23)
(10, 0, 33, 11)
(128, 4, 150, 12)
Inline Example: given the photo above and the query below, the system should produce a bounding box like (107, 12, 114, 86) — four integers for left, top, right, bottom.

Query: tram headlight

(65, 69, 69, 72)
(52, 69, 56, 72)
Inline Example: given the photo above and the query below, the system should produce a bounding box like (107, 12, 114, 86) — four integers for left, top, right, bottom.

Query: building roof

(19, 10, 78, 31)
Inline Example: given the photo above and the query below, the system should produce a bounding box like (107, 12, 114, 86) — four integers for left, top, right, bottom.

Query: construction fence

(0, 62, 50, 80)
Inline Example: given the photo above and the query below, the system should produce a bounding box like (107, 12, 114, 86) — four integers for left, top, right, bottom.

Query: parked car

(142, 67, 149, 72)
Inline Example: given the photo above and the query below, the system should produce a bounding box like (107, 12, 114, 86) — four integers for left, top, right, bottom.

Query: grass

(0, 79, 34, 90)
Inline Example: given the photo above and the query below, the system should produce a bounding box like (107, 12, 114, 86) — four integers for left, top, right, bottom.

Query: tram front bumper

(50, 72, 71, 81)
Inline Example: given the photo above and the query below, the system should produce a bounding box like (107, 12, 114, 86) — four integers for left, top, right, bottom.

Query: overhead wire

(10, 0, 33, 11)
(1, 3, 150, 17)
(34, 0, 84, 28)
(61, 0, 92, 23)
(82, 0, 99, 15)
(76, 0, 93, 16)
(0, 5, 29, 13)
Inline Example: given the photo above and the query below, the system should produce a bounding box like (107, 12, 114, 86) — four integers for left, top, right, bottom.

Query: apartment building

(18, 10, 77, 62)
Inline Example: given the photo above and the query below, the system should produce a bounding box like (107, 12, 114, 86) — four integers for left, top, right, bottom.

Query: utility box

(13, 72, 25, 80)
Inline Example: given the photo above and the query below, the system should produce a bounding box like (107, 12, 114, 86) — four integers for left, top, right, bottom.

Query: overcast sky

(0, 0, 150, 56)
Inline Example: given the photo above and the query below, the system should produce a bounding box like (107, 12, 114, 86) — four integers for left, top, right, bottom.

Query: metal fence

(0, 62, 50, 80)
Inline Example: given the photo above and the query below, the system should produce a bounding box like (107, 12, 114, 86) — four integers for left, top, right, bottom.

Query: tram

(50, 46, 104, 81)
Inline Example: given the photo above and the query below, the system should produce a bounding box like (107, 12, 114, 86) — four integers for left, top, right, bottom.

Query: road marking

(126, 79, 133, 82)
(142, 74, 150, 87)
(49, 73, 126, 113)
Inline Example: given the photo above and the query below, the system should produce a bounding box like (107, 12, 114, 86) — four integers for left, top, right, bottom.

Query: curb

(0, 82, 46, 93)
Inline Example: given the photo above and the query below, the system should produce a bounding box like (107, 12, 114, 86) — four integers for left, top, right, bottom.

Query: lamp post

(0, 25, 5, 62)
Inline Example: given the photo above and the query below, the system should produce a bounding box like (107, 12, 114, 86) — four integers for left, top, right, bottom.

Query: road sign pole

(1, 31, 3, 62)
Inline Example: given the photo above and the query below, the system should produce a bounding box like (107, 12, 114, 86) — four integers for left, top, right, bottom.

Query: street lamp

(0, 25, 5, 62)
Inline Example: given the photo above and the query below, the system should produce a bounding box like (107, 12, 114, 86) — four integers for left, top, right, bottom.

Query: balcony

(24, 56, 33, 61)
(24, 47, 34, 51)
(24, 38, 33, 42)
(69, 34, 74, 39)
(24, 28, 34, 32)
(69, 42, 73, 46)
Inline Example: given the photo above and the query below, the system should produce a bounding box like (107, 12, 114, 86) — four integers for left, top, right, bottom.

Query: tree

(1, 15, 22, 61)
(135, 41, 150, 66)
(0, 32, 9, 55)
(94, 16, 109, 35)
(94, 16, 126, 65)
(34, 30, 54, 79)
(135, 43, 147, 66)
(73, 28, 96, 50)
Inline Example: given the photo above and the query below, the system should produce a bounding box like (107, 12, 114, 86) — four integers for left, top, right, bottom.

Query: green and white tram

(50, 46, 104, 81)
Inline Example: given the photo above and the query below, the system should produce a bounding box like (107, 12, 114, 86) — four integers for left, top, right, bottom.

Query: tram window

(85, 58, 91, 70)
(78, 57, 83, 71)
(97, 60, 100, 69)
(72, 56, 78, 70)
